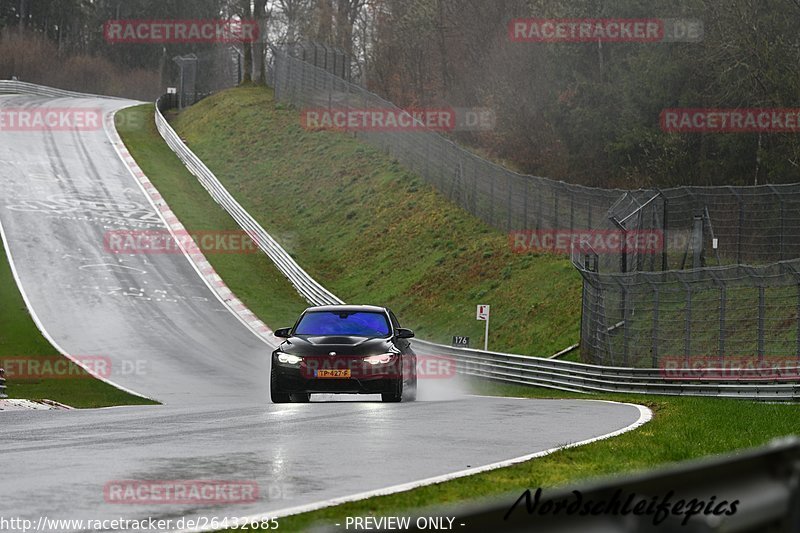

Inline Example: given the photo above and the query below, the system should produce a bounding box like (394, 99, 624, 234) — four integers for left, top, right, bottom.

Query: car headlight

(363, 354, 394, 365)
(277, 352, 303, 365)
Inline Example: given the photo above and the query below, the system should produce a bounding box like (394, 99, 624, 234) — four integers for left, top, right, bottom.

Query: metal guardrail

(415, 340, 800, 400)
(155, 95, 343, 307)
(363, 437, 800, 532)
(151, 93, 800, 401)
(0, 368, 6, 399)
(0, 79, 126, 100)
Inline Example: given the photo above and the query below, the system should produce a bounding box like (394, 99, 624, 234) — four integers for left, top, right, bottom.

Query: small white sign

(477, 304, 490, 321)
(712, 238, 718, 249)
(167, 87, 177, 94)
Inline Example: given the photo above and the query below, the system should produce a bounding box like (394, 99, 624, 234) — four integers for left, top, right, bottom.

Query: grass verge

(0, 236, 156, 408)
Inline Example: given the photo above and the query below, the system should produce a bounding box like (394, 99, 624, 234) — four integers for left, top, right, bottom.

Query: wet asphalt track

(0, 94, 648, 532)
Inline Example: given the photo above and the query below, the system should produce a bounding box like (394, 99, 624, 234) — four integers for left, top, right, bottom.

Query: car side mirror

(395, 328, 415, 339)
(274, 327, 292, 338)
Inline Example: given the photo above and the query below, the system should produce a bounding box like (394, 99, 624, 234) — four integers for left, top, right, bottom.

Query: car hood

(278, 335, 396, 357)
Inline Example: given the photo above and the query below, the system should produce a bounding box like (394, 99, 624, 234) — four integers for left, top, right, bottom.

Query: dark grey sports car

(270, 305, 417, 403)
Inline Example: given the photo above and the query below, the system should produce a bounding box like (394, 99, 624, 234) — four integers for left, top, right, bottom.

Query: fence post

(471, 159, 477, 213)
(661, 192, 669, 272)
(507, 176, 513, 231)
(719, 280, 727, 360)
(489, 172, 495, 227)
(758, 284, 766, 360)
(692, 214, 704, 270)
(768, 185, 785, 261)
(727, 186, 743, 264)
(620, 279, 632, 366)
(651, 284, 659, 367)
(570, 189, 575, 233)
(587, 200, 592, 228)
(523, 178, 529, 229)
(536, 185, 543, 230)
(682, 279, 692, 359)
(554, 187, 560, 228)
(327, 60, 333, 111)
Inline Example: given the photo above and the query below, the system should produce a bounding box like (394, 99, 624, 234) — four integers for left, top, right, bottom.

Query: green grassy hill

(168, 86, 581, 356)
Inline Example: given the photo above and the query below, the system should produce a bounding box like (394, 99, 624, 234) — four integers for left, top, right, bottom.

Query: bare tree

(276, 0, 312, 44)
(253, 0, 270, 82)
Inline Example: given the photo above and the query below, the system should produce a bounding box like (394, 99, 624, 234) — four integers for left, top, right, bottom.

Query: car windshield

(294, 311, 391, 337)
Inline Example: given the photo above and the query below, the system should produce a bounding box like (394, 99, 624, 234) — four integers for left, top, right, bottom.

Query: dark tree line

(2, 0, 799, 187)
(365, 0, 800, 187)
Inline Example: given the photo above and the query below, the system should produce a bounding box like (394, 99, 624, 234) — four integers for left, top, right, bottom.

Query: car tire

(405, 373, 418, 402)
(270, 367, 291, 404)
(290, 393, 310, 402)
(382, 378, 403, 402)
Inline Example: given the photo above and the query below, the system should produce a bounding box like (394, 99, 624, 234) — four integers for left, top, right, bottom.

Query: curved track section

(0, 92, 649, 531)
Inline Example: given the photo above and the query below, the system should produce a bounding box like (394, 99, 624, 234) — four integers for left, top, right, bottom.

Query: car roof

(303, 304, 389, 313)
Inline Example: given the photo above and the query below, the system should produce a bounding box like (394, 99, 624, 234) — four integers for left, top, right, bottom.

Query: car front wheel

(381, 377, 403, 402)
(270, 367, 291, 404)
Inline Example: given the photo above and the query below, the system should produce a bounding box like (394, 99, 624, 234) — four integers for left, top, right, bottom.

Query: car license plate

(315, 369, 351, 379)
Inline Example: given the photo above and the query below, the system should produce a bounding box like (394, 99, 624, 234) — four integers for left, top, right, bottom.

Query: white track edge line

(104, 106, 278, 351)
(174, 402, 653, 532)
(0, 217, 156, 402)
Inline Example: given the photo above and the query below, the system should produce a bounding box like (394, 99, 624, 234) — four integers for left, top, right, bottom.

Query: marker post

(476, 305, 490, 351)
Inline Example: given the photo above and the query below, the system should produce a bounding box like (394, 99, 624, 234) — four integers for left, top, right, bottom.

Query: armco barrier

(363, 437, 800, 533)
(154, 94, 342, 307)
(151, 92, 800, 401)
(0, 79, 125, 100)
(3, 80, 800, 401)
